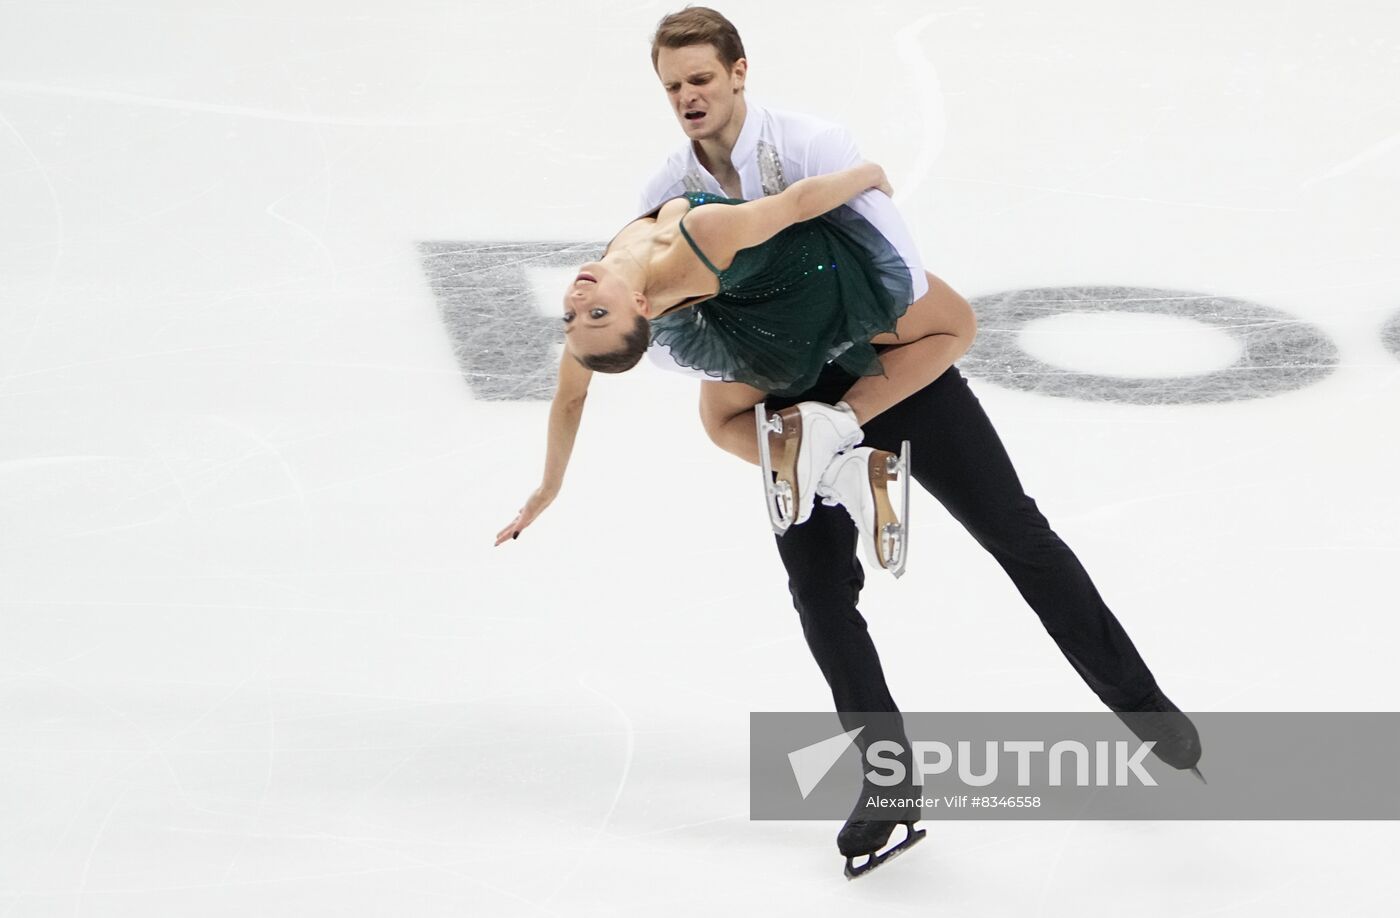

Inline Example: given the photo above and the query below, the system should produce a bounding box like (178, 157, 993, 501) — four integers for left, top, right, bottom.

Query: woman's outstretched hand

(494, 485, 557, 546)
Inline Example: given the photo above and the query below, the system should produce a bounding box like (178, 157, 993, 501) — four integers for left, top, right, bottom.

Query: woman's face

(562, 265, 646, 360)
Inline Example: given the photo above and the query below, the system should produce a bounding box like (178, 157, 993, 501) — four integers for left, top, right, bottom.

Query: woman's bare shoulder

(678, 201, 742, 244)
(653, 195, 692, 224)
(605, 196, 692, 254)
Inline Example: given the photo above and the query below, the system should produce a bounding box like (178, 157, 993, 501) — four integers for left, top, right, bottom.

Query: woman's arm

(684, 162, 889, 266)
(493, 350, 593, 545)
(778, 161, 891, 226)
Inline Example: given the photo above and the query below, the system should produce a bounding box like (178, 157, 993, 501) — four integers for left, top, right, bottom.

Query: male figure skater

(637, 7, 1202, 875)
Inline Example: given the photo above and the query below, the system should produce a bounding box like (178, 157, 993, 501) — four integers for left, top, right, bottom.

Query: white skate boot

(754, 401, 863, 534)
(815, 442, 912, 578)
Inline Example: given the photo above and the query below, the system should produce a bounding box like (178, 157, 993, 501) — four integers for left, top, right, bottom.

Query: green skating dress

(648, 191, 915, 397)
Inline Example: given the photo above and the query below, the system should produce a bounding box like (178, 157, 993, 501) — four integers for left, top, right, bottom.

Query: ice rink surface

(2, 1, 1399, 914)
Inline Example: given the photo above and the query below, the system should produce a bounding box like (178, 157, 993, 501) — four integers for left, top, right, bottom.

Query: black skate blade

(843, 822, 926, 880)
(1189, 765, 1207, 785)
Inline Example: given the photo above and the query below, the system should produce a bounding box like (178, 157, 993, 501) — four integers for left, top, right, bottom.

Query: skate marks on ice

(1382, 307, 1400, 361)
(959, 286, 1340, 404)
(419, 245, 1346, 406)
(418, 240, 600, 402)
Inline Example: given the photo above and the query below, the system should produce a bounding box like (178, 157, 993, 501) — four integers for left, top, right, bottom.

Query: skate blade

(867, 441, 911, 578)
(754, 405, 801, 534)
(844, 822, 926, 880)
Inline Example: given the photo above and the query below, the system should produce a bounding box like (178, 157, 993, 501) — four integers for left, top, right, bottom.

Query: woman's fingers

(494, 488, 556, 546)
(494, 512, 525, 546)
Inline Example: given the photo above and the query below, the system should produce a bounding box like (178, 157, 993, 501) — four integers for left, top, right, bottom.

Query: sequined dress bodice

(649, 191, 915, 396)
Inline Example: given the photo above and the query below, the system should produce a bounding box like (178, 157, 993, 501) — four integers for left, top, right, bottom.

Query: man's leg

(697, 372, 905, 722)
(765, 372, 920, 844)
(773, 499, 899, 717)
(861, 365, 1161, 710)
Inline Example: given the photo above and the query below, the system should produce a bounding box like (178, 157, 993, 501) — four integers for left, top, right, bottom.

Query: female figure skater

(494, 161, 954, 569)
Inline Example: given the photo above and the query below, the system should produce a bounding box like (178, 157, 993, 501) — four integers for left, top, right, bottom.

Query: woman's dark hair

(573, 313, 651, 373)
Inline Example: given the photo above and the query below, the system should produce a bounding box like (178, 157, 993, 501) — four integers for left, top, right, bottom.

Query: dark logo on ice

(419, 243, 1362, 404)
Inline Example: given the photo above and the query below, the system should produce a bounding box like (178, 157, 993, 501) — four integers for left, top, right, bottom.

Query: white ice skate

(815, 442, 912, 578)
(754, 401, 864, 535)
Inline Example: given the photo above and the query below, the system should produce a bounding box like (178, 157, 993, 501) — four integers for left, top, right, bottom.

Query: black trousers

(764, 363, 1161, 722)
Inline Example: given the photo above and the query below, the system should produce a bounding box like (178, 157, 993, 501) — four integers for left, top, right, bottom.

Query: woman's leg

(697, 272, 977, 464)
(699, 379, 769, 466)
(840, 272, 976, 425)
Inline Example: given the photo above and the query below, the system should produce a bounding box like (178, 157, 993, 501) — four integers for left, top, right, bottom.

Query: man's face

(654, 43, 746, 143)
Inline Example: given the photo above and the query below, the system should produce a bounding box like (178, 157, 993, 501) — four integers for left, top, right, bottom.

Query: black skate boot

(1112, 688, 1205, 782)
(837, 785, 925, 880)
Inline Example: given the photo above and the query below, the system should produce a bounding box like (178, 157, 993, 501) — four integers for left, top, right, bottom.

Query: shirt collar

(689, 98, 763, 176)
(730, 97, 763, 165)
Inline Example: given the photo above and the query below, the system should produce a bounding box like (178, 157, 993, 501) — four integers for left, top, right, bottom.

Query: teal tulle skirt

(649, 192, 915, 397)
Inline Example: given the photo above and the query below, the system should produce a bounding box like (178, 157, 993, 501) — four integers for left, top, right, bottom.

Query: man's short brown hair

(650, 6, 747, 72)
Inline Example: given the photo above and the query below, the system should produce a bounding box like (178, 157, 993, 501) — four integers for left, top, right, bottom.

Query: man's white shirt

(637, 100, 929, 379)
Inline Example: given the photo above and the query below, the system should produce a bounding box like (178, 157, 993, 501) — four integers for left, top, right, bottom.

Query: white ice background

(2, 1, 1399, 915)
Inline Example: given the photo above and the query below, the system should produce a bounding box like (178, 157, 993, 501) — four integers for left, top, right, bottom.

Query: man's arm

(639, 162, 688, 217)
(797, 121, 931, 301)
(802, 123, 863, 176)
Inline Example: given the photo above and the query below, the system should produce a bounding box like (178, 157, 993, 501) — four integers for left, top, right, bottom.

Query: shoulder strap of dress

(678, 202, 724, 277)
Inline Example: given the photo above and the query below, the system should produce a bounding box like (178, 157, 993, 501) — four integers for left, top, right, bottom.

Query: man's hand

(494, 485, 558, 546)
(871, 163, 893, 197)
